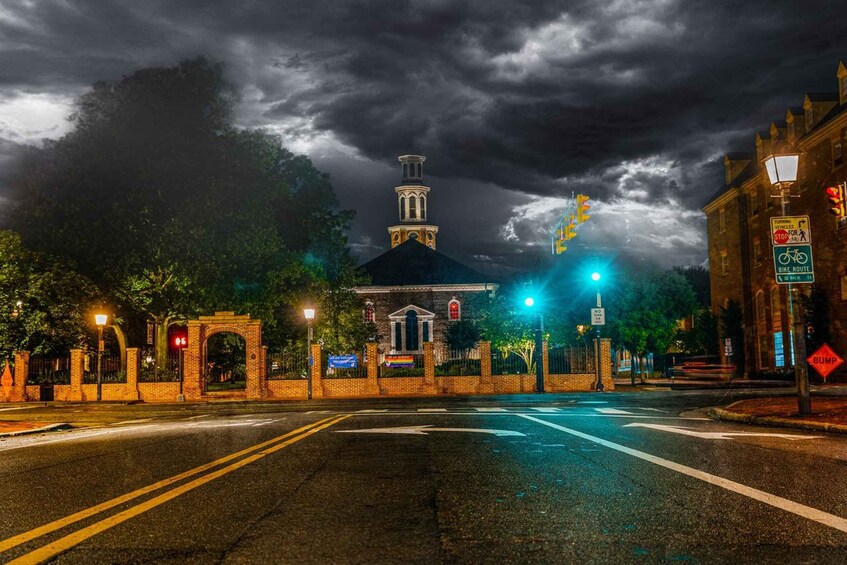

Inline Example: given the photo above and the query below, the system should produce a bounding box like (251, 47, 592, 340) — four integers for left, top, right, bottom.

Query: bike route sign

(773, 243, 814, 284)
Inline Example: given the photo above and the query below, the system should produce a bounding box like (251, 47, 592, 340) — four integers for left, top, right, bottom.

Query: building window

(364, 302, 375, 323)
(756, 290, 766, 324)
(400, 196, 406, 220)
(770, 287, 781, 330)
(423, 321, 430, 342)
(719, 208, 726, 233)
(721, 251, 728, 276)
(394, 322, 402, 350)
(749, 190, 759, 216)
(834, 140, 844, 169)
(405, 310, 419, 351)
(448, 299, 461, 321)
(420, 196, 426, 220)
(409, 196, 417, 219)
(753, 238, 762, 266)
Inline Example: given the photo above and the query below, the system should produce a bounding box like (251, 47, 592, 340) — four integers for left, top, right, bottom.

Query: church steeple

(388, 155, 439, 249)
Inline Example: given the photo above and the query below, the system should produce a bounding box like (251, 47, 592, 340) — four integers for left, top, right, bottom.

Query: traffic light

(827, 184, 846, 218)
(576, 194, 591, 223)
(524, 296, 535, 308)
(591, 272, 601, 282)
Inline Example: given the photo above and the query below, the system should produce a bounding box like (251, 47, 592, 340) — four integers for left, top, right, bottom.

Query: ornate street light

(763, 153, 810, 415)
(303, 308, 315, 400)
(95, 313, 108, 402)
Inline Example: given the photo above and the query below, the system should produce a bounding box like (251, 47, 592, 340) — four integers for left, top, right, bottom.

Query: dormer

(724, 153, 752, 186)
(755, 133, 771, 164)
(803, 92, 838, 132)
(769, 121, 787, 149)
(838, 61, 847, 105)
(785, 107, 805, 143)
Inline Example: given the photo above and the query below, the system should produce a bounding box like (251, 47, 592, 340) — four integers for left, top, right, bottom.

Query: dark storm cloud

(1, 0, 846, 273)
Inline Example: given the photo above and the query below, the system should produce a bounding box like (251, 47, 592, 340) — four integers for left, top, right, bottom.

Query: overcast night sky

(1, 1, 846, 277)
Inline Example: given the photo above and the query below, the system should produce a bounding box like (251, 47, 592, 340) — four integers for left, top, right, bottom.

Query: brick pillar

(10, 351, 29, 401)
(365, 342, 380, 395)
(423, 342, 437, 395)
(259, 346, 268, 398)
(183, 323, 203, 400)
(69, 349, 84, 401)
(477, 341, 494, 394)
(310, 343, 323, 399)
(125, 348, 140, 401)
(594, 338, 614, 391)
(542, 341, 550, 378)
(1, 360, 12, 402)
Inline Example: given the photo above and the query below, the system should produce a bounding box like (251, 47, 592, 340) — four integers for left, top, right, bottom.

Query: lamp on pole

(523, 296, 544, 394)
(95, 313, 107, 402)
(591, 272, 605, 392)
(304, 307, 315, 400)
(763, 153, 811, 415)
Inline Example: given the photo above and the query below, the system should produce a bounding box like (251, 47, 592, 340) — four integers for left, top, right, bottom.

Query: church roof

(358, 239, 493, 286)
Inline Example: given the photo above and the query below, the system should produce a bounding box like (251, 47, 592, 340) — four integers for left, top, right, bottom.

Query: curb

(0, 423, 72, 438)
(708, 407, 847, 435)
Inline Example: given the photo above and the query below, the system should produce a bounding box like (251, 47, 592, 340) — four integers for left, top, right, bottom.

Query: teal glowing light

(524, 296, 535, 307)
(591, 272, 601, 282)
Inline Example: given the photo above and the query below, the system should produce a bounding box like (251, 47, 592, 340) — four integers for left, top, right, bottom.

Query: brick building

(353, 155, 497, 355)
(703, 60, 847, 379)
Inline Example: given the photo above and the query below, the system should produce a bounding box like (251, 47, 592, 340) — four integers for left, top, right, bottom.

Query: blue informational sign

(773, 244, 814, 284)
(328, 355, 358, 369)
(773, 332, 785, 368)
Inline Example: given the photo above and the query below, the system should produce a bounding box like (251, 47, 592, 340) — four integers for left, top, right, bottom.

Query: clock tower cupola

(388, 155, 439, 249)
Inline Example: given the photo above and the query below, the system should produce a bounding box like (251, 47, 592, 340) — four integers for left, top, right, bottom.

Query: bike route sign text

(773, 243, 814, 284)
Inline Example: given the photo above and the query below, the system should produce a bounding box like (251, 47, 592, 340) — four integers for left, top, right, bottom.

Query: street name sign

(773, 243, 814, 284)
(591, 308, 605, 325)
(806, 343, 844, 381)
(770, 215, 811, 245)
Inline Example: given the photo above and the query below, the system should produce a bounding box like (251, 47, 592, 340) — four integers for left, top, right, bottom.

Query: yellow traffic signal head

(576, 194, 590, 223)
(827, 184, 846, 218)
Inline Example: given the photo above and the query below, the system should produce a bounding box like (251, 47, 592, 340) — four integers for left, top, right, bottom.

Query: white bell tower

(388, 155, 439, 249)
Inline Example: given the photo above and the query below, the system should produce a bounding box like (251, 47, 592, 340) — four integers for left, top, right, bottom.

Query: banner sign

(385, 355, 415, 368)
(328, 355, 358, 369)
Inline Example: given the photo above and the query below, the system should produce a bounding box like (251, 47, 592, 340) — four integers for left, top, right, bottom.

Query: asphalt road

(1, 391, 846, 564)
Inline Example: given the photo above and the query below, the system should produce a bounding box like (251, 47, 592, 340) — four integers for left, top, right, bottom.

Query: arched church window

(410, 196, 417, 219)
(364, 302, 375, 323)
(400, 196, 406, 220)
(405, 310, 419, 351)
(448, 300, 461, 321)
(403, 163, 408, 178)
(416, 163, 422, 177)
(420, 196, 426, 220)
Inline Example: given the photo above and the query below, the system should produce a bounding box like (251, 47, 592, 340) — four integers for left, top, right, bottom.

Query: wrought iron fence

(379, 352, 425, 377)
(435, 347, 481, 376)
(27, 355, 71, 385)
(322, 351, 368, 379)
(548, 345, 595, 374)
(138, 349, 182, 382)
(83, 353, 125, 383)
(491, 350, 531, 375)
(266, 349, 308, 380)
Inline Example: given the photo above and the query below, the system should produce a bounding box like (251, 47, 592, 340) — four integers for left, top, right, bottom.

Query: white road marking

(579, 401, 608, 404)
(336, 425, 525, 437)
(530, 407, 561, 412)
(595, 408, 633, 415)
(475, 407, 507, 412)
(183, 414, 211, 420)
(418, 408, 448, 412)
(623, 423, 822, 441)
(0, 406, 37, 412)
(305, 410, 331, 414)
(251, 418, 283, 427)
(519, 414, 847, 534)
(112, 418, 153, 425)
(356, 409, 389, 413)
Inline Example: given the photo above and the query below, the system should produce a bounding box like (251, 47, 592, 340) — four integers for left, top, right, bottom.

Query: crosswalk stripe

(595, 408, 634, 415)
(418, 408, 447, 412)
(357, 409, 389, 413)
(475, 408, 507, 412)
(530, 407, 560, 412)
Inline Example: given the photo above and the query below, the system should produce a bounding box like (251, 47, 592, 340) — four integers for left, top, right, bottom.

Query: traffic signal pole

(534, 313, 544, 393)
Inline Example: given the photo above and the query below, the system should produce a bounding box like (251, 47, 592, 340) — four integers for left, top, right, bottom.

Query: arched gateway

(183, 312, 264, 400)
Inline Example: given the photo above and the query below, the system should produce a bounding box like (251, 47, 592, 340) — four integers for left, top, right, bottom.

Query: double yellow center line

(1, 414, 349, 564)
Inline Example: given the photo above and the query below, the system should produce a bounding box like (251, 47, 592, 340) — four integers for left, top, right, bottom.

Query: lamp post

(523, 296, 544, 394)
(591, 272, 605, 392)
(95, 313, 107, 402)
(763, 153, 811, 415)
(304, 307, 315, 400)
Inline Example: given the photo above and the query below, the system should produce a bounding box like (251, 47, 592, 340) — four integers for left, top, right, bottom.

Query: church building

(354, 155, 498, 355)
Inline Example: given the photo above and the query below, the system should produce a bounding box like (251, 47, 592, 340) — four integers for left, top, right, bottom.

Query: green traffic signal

(524, 296, 535, 307)
(591, 272, 601, 282)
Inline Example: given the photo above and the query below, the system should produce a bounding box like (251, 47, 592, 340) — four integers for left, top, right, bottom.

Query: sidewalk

(0, 421, 70, 437)
(711, 392, 847, 434)
(614, 377, 795, 389)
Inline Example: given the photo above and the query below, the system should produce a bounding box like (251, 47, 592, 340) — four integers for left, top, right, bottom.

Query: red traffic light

(173, 335, 187, 349)
(827, 184, 846, 218)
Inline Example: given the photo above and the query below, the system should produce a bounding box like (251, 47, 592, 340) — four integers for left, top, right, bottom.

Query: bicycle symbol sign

(773, 243, 814, 284)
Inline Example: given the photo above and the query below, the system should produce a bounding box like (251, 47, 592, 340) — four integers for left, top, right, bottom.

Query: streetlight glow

(763, 154, 799, 186)
(524, 297, 535, 307)
(303, 308, 315, 320)
(95, 313, 108, 326)
(591, 272, 601, 282)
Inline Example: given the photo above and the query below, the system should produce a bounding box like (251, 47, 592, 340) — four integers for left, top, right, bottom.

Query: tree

(445, 320, 481, 359)
(606, 269, 697, 378)
(477, 287, 537, 374)
(0, 230, 100, 359)
(313, 265, 378, 355)
(5, 58, 353, 366)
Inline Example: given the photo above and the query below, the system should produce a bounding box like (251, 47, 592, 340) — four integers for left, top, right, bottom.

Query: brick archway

(183, 312, 264, 400)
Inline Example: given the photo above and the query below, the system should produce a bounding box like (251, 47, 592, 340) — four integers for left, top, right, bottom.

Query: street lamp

(95, 313, 107, 402)
(303, 307, 315, 400)
(763, 153, 810, 415)
(523, 294, 544, 394)
(590, 272, 605, 391)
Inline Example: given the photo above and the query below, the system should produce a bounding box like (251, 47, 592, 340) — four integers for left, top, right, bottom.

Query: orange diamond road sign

(806, 343, 844, 381)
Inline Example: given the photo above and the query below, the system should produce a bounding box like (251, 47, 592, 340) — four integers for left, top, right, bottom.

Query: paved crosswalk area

(343, 405, 669, 415)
